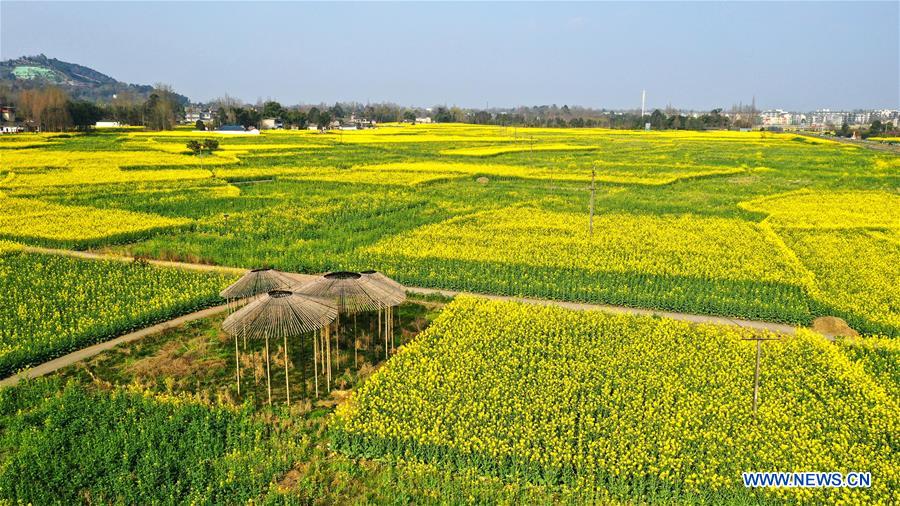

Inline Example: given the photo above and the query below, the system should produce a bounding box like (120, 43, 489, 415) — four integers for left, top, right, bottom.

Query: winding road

(1, 246, 798, 387)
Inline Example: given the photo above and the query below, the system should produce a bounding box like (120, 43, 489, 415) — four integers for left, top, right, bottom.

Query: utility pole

(589, 169, 596, 236)
(742, 336, 781, 413)
(641, 89, 646, 119)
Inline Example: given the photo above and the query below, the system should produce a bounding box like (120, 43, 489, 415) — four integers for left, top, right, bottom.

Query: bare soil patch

(812, 316, 859, 338)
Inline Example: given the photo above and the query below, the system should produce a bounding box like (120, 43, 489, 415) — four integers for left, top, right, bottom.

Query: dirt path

(406, 287, 797, 335)
(23, 246, 248, 275)
(795, 132, 900, 154)
(3, 247, 799, 386)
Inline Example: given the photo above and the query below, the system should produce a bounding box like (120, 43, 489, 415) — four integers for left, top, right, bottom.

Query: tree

(110, 90, 140, 125)
(186, 138, 219, 155)
(262, 101, 284, 119)
(211, 94, 242, 126)
(649, 109, 666, 130)
(865, 119, 884, 138)
(402, 110, 416, 122)
(318, 110, 333, 130)
(471, 110, 491, 124)
(195, 119, 206, 131)
(234, 107, 260, 128)
(67, 100, 103, 130)
(838, 122, 851, 137)
(284, 110, 307, 129)
(329, 103, 345, 120)
(307, 107, 321, 127)
(144, 84, 181, 130)
(433, 107, 453, 123)
(17, 86, 70, 131)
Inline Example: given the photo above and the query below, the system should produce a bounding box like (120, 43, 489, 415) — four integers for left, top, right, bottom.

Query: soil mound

(812, 316, 859, 338)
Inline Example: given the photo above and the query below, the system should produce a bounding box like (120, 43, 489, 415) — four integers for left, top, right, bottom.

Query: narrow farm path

(3, 246, 799, 386)
(23, 245, 247, 275)
(795, 132, 900, 154)
(405, 286, 798, 335)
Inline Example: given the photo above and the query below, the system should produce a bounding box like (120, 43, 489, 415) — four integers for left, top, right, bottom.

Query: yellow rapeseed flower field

(0, 197, 189, 248)
(336, 296, 899, 504)
(440, 143, 599, 156)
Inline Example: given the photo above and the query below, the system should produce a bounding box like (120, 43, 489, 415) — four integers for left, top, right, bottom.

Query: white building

(414, 117, 432, 124)
(260, 118, 283, 130)
(760, 110, 792, 127)
(808, 110, 848, 129)
(95, 121, 121, 128)
(185, 110, 214, 124)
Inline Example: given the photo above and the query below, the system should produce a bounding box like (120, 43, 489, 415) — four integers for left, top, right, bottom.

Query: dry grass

(276, 462, 310, 492)
(127, 338, 226, 381)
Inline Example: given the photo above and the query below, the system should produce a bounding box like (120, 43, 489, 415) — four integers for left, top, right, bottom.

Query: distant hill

(0, 54, 189, 104)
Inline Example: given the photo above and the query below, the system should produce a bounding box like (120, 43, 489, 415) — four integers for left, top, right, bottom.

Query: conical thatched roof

(293, 271, 400, 313)
(219, 268, 295, 299)
(360, 270, 406, 306)
(222, 290, 338, 340)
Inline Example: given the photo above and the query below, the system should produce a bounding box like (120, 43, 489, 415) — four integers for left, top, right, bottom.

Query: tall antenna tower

(641, 89, 646, 117)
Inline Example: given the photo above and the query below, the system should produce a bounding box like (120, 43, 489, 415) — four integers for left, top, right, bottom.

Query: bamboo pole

(326, 324, 332, 392)
(313, 329, 319, 398)
(284, 333, 290, 406)
(354, 314, 358, 369)
(234, 332, 241, 396)
(335, 312, 341, 370)
(265, 332, 272, 406)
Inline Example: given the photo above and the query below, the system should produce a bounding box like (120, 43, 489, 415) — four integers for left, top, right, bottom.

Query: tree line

(202, 97, 423, 130)
(3, 84, 184, 131)
(428, 105, 734, 130)
(834, 120, 896, 140)
(202, 98, 738, 132)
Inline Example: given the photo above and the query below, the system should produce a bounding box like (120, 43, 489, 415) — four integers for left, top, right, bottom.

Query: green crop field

(0, 244, 234, 376)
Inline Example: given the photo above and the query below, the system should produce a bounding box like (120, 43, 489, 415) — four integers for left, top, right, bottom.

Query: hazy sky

(2, 1, 898, 110)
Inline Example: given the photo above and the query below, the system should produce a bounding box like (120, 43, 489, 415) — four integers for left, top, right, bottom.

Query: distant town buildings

(741, 108, 898, 131)
(760, 109, 793, 127)
(804, 109, 898, 130)
(184, 109, 213, 124)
